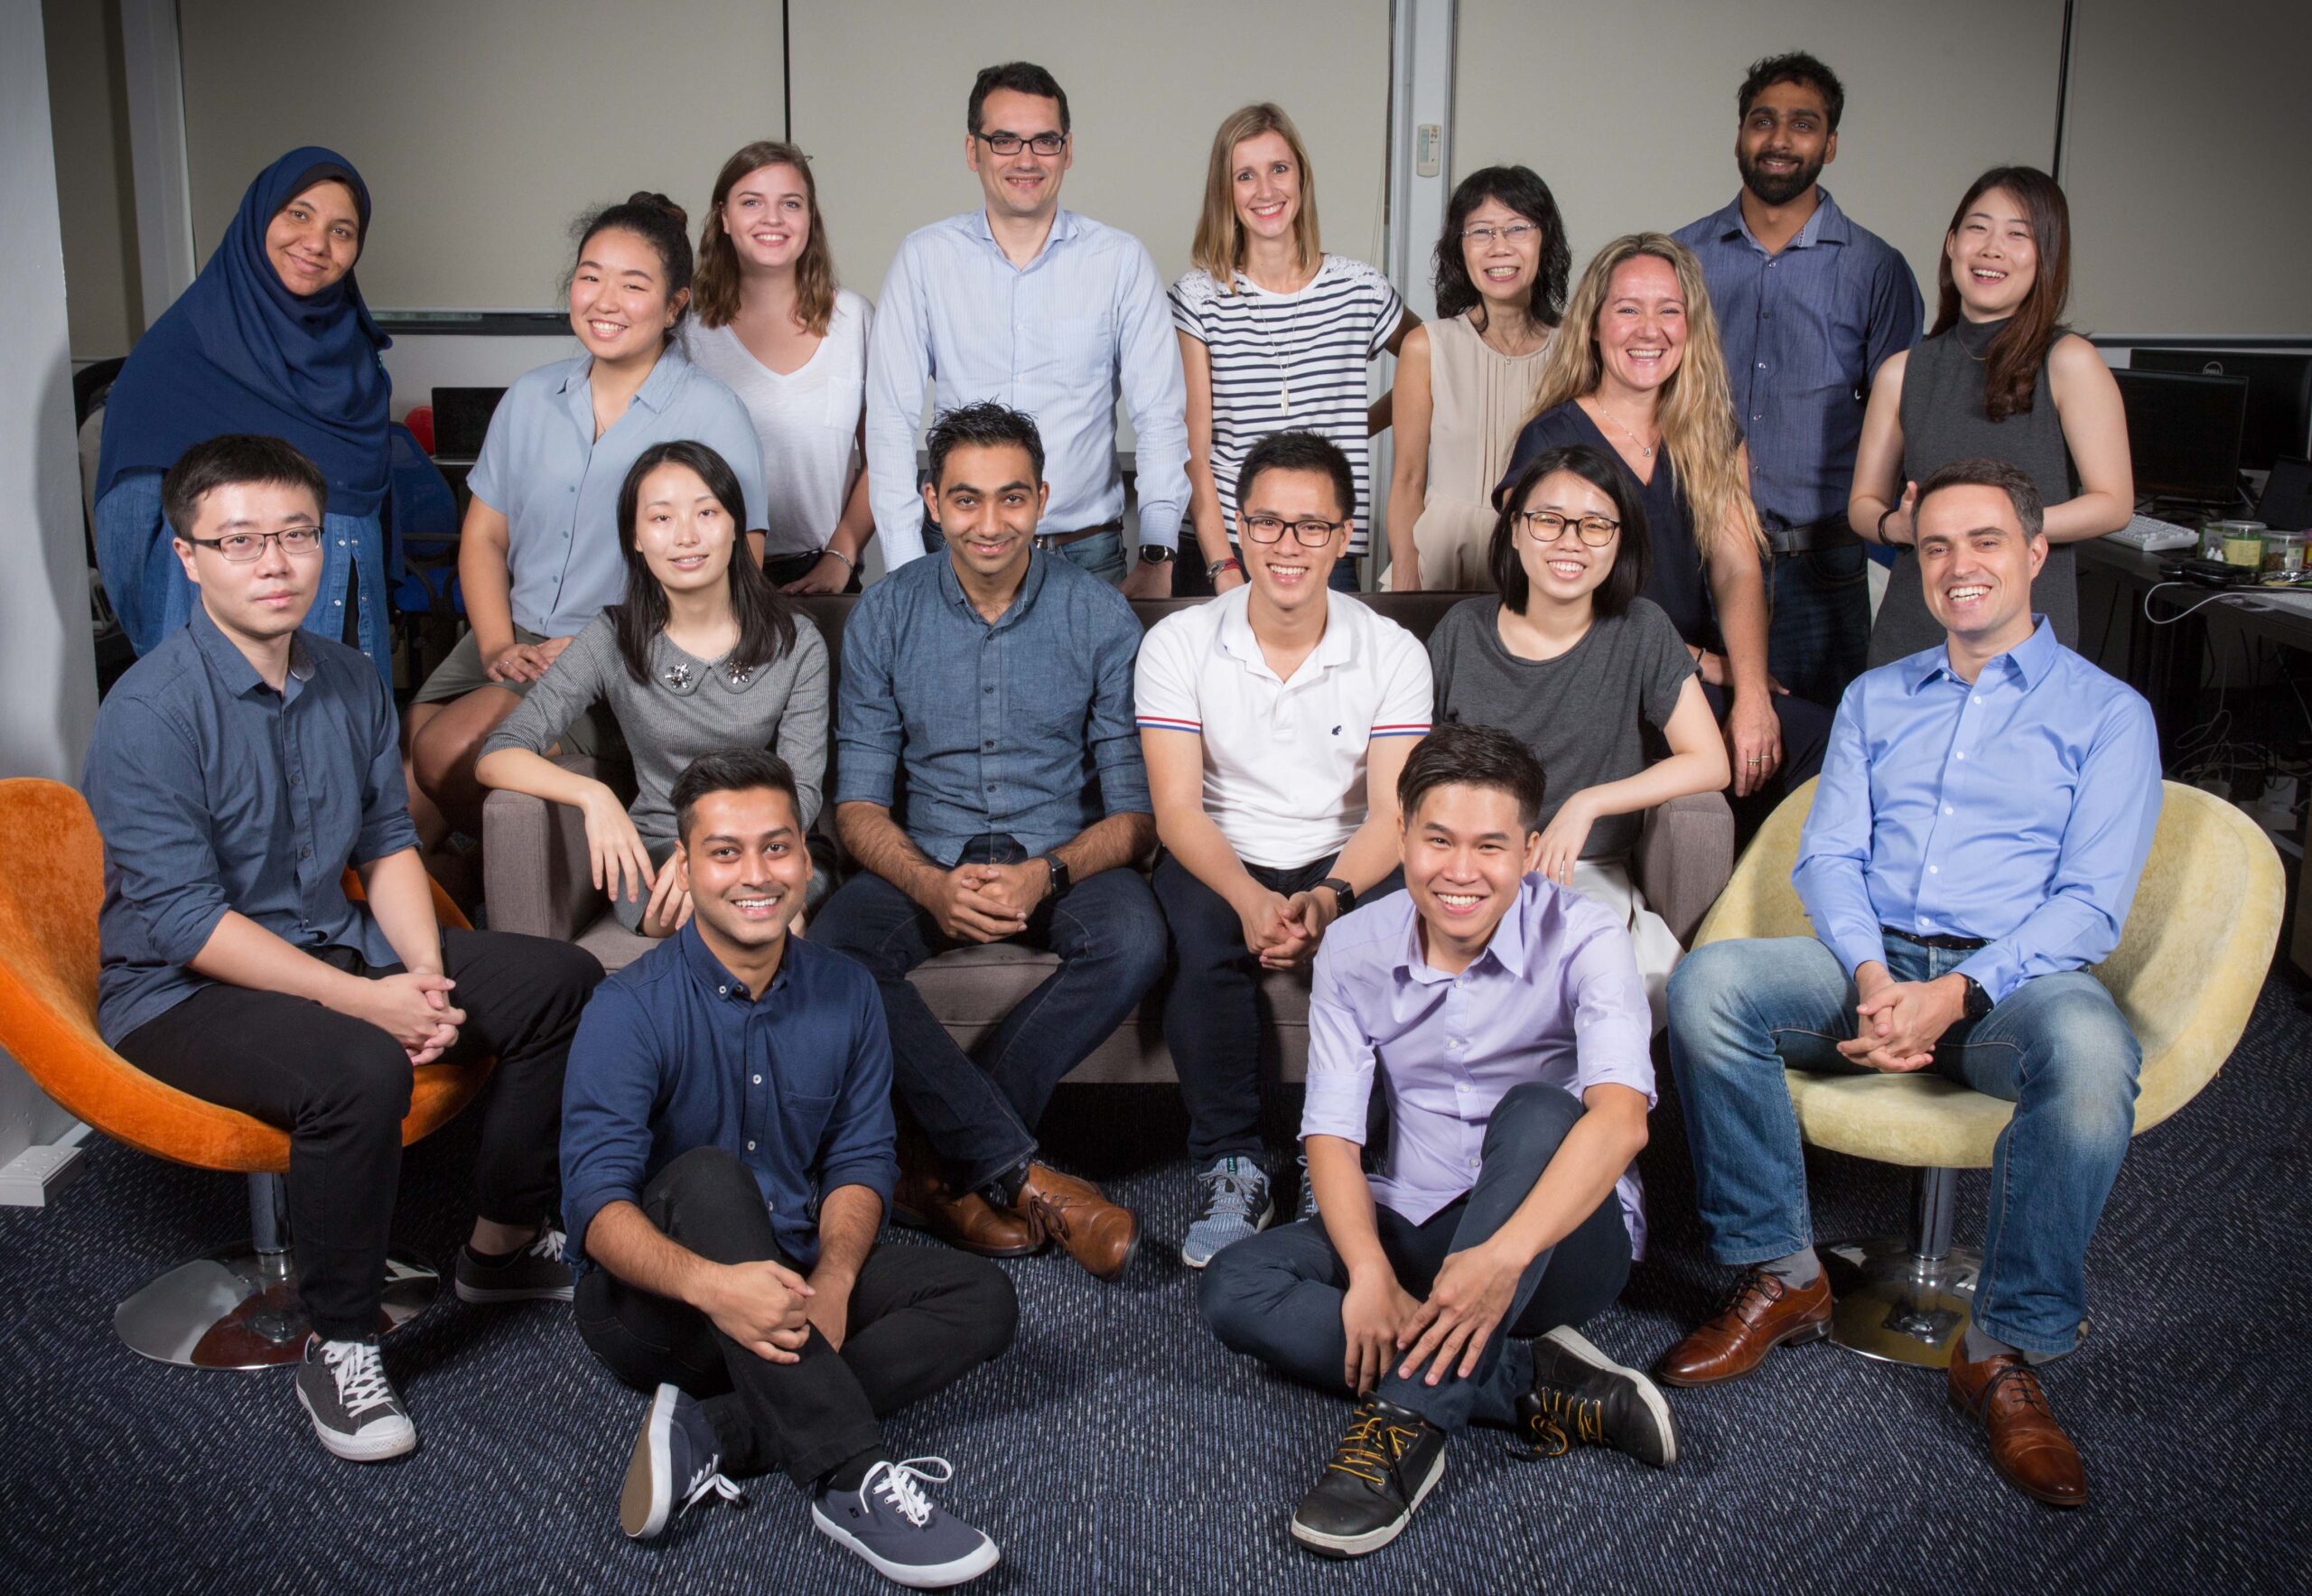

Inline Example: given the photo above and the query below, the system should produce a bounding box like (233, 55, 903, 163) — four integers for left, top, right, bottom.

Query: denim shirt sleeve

(1793, 688, 1888, 979)
(774, 626, 833, 832)
(1299, 938, 1378, 1145)
(831, 589, 902, 807)
(559, 982, 666, 1265)
(1086, 595, 1151, 817)
(352, 665, 422, 865)
(85, 696, 233, 966)
(814, 968, 900, 1217)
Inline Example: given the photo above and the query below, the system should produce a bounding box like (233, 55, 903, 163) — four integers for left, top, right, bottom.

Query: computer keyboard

(2108, 514, 2200, 552)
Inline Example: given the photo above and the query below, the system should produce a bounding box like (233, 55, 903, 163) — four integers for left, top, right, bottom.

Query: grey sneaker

(1515, 1325, 1678, 1469)
(454, 1227, 573, 1303)
(812, 1458, 999, 1589)
(1295, 1153, 1319, 1224)
(295, 1336, 415, 1462)
(621, 1383, 745, 1540)
(1181, 1156, 1274, 1269)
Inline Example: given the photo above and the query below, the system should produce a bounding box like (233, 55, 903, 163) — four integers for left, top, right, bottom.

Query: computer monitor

(2257, 456, 2312, 532)
(430, 387, 507, 462)
(2130, 349, 2312, 474)
(2113, 368, 2249, 509)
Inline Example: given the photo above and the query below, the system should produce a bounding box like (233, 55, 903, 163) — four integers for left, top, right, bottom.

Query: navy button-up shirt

(85, 604, 417, 1046)
(560, 925, 899, 1273)
(1673, 189, 1923, 531)
(831, 548, 1151, 864)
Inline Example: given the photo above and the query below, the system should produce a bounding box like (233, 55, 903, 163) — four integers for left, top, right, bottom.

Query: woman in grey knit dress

(477, 439, 828, 934)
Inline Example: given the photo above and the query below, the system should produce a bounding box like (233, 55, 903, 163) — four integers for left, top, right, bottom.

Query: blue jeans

(1766, 542, 1871, 712)
(922, 525, 1129, 585)
(1199, 1082, 1633, 1433)
(807, 835, 1168, 1192)
(96, 470, 393, 686)
(1666, 935, 2142, 1356)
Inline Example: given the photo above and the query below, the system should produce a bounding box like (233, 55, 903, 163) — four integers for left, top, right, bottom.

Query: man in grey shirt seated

(811, 403, 1164, 1282)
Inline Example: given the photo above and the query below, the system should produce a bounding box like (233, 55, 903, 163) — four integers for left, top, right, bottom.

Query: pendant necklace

(1591, 398, 1657, 461)
(1247, 268, 1309, 416)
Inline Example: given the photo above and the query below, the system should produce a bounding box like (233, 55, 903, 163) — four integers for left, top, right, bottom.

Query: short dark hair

(1433, 164, 1572, 326)
(926, 401, 1046, 490)
(1915, 457, 2046, 540)
(968, 61, 1070, 136)
(670, 750, 801, 845)
(1398, 723, 1548, 834)
(1488, 444, 1651, 618)
(162, 434, 328, 540)
(1235, 431, 1355, 524)
(1738, 51, 1845, 133)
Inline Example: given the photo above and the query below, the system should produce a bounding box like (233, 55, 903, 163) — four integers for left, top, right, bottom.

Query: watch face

(1140, 547, 1175, 564)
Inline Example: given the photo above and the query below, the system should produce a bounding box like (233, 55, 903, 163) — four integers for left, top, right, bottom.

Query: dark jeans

(763, 547, 863, 593)
(1172, 542, 1362, 598)
(1698, 679, 1833, 843)
(1199, 1082, 1632, 1432)
(1153, 850, 1403, 1167)
(1767, 541, 1871, 712)
(117, 928, 602, 1339)
(573, 1148, 1017, 1484)
(809, 835, 1168, 1192)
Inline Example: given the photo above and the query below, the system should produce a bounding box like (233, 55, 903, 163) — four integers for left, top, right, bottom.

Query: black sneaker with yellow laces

(1289, 1397, 1447, 1559)
(1514, 1325, 1677, 1469)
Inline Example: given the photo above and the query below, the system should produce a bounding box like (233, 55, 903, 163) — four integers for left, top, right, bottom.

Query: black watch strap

(1042, 855, 1071, 898)
(1319, 876, 1356, 915)
(1960, 975, 1993, 1020)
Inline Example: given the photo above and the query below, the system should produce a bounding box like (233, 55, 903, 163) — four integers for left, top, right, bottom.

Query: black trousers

(573, 1147, 1018, 1485)
(117, 927, 603, 1339)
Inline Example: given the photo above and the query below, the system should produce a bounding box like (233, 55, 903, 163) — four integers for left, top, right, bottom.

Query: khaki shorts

(413, 625, 617, 758)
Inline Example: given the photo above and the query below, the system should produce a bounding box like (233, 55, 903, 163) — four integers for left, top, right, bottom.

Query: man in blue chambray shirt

(1660, 460, 2161, 1510)
(564, 751, 1012, 1586)
(1673, 51, 1923, 710)
(813, 403, 1165, 1282)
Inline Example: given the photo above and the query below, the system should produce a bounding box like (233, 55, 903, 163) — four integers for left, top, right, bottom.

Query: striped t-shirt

(1170, 255, 1405, 554)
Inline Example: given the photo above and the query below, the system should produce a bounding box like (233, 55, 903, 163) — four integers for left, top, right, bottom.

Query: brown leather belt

(1883, 924, 1990, 952)
(1032, 519, 1125, 551)
(1767, 517, 1860, 555)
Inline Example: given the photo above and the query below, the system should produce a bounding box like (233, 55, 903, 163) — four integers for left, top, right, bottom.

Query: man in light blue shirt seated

(1200, 724, 1674, 1563)
(1659, 458, 2162, 1511)
(864, 60, 1189, 596)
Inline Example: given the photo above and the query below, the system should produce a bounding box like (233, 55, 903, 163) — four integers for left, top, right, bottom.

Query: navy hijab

(97, 147, 394, 517)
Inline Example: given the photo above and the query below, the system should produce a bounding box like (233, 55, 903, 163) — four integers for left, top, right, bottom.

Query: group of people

(75, 47, 2161, 1590)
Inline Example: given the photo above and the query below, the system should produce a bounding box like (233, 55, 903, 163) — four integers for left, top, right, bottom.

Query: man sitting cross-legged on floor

(1658, 459, 2161, 1509)
(87, 434, 605, 1464)
(563, 751, 1015, 1590)
(812, 401, 1164, 1280)
(1200, 724, 1676, 1562)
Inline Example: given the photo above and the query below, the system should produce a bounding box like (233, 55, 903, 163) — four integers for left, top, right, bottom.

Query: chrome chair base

(1822, 1236, 1980, 1367)
(115, 1246, 439, 1369)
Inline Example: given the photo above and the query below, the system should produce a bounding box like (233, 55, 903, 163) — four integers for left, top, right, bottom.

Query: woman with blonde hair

(1499, 232, 1829, 833)
(1170, 103, 1417, 595)
(685, 139, 875, 593)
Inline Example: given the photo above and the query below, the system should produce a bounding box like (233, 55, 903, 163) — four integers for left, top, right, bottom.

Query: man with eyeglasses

(865, 61, 1190, 597)
(84, 434, 603, 1463)
(1672, 51, 1922, 710)
(1137, 432, 1431, 1269)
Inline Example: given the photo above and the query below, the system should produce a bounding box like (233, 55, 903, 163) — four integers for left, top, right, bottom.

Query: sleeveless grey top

(1867, 318, 2077, 665)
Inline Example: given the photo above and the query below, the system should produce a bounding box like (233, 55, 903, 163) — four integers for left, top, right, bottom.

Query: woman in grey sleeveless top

(1851, 167, 2132, 665)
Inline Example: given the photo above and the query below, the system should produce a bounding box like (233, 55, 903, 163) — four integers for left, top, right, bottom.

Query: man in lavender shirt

(1199, 724, 1675, 1562)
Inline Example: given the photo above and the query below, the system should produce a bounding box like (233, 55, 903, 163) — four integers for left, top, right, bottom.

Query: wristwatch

(1958, 975, 1993, 1021)
(1137, 544, 1176, 565)
(1318, 876, 1356, 915)
(1041, 855, 1072, 899)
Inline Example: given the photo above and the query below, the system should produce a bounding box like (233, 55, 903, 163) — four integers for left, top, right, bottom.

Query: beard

(1739, 149, 1824, 208)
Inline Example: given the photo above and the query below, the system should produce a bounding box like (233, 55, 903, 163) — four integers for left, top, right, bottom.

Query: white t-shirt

(1169, 255, 1405, 554)
(682, 286, 872, 559)
(1135, 585, 1432, 869)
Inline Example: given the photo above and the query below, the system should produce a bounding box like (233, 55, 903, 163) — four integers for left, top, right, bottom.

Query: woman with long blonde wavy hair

(1499, 232, 1830, 834)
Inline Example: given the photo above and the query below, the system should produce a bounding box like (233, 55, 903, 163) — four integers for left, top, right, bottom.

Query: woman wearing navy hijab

(95, 147, 395, 680)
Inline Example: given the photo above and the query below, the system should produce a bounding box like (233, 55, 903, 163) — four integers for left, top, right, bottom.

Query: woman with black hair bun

(408, 192, 769, 841)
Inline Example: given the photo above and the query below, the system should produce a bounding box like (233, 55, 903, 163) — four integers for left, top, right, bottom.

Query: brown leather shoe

(1947, 1343, 2087, 1507)
(1654, 1267, 1832, 1388)
(890, 1162, 1045, 1258)
(1013, 1162, 1139, 1281)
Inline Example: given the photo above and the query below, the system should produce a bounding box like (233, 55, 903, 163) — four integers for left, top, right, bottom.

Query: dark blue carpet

(4, 976, 2307, 1594)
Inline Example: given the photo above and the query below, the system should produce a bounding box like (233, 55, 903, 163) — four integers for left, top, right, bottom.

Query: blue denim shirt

(84, 604, 417, 1046)
(832, 549, 1151, 863)
(1673, 189, 1923, 530)
(560, 926, 900, 1273)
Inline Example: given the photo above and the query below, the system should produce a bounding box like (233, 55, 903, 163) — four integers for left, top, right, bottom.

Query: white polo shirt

(1135, 586, 1432, 869)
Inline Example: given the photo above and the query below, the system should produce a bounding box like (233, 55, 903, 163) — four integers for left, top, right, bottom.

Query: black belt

(1767, 517, 1860, 555)
(1033, 518, 1125, 550)
(1882, 924, 1989, 952)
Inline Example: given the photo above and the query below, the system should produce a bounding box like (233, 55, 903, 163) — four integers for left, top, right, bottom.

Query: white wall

(42, 0, 140, 359)
(2, 0, 98, 1168)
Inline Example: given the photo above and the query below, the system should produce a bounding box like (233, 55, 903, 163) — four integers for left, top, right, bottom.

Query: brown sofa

(483, 592, 1736, 1084)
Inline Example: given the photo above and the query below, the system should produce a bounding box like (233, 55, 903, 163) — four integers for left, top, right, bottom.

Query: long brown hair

(1932, 165, 2071, 423)
(1527, 234, 1763, 560)
(693, 141, 838, 336)
(1189, 104, 1322, 290)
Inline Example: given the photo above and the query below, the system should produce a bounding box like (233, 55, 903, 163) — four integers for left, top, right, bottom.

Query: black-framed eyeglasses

(977, 131, 1067, 157)
(1515, 509, 1619, 547)
(184, 526, 325, 562)
(1460, 222, 1541, 247)
(1241, 514, 1347, 547)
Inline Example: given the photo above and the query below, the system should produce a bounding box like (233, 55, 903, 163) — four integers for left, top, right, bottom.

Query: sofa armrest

(1635, 790, 1736, 946)
(480, 756, 620, 943)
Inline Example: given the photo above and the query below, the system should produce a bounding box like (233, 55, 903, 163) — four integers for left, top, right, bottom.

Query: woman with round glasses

(1385, 165, 1571, 592)
(1501, 233, 1829, 835)
(1430, 443, 1727, 1020)
(1170, 103, 1417, 596)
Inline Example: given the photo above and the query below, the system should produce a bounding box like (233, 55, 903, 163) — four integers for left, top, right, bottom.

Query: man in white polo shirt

(1138, 432, 1432, 1269)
